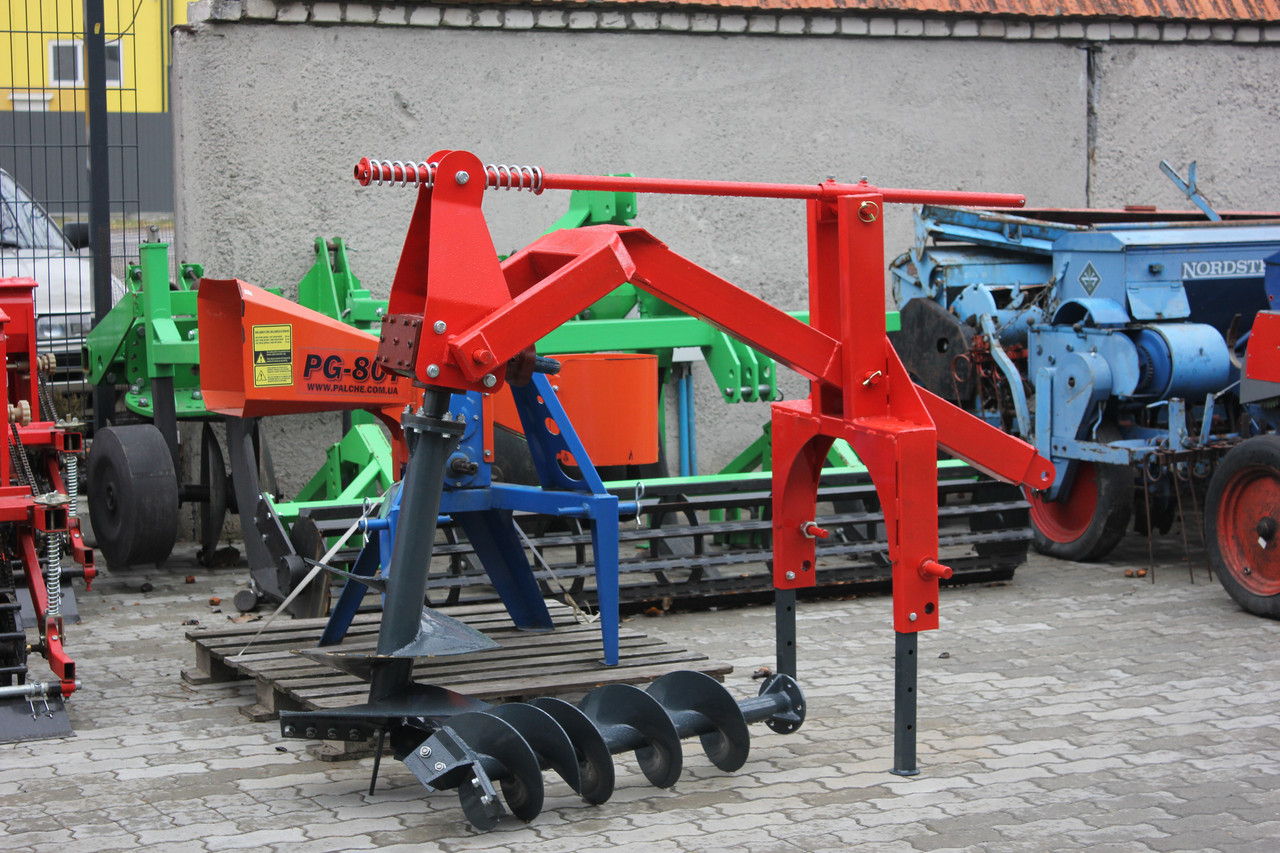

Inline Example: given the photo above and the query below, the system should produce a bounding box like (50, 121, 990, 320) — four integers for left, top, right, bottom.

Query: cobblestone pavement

(2, 533, 1278, 852)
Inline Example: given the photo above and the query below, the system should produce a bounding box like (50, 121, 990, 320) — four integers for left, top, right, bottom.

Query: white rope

(513, 518, 598, 625)
(234, 504, 372, 658)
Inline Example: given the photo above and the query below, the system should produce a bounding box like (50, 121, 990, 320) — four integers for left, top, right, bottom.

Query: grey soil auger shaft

(368, 391, 462, 702)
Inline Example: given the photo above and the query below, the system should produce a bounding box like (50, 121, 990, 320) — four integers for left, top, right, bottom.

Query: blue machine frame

(890, 202, 1280, 562)
(320, 373, 635, 666)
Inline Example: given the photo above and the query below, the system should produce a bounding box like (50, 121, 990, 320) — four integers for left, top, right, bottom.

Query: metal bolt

(139, 397, 149, 407)
(426, 364, 441, 378)
(456, 171, 470, 185)
(305, 727, 317, 739)
(193, 390, 202, 400)
(283, 726, 296, 737)
(187, 329, 197, 340)
(785, 570, 796, 581)
(433, 321, 447, 334)
(419, 745, 432, 758)
(908, 612, 918, 622)
(482, 374, 497, 388)
(348, 729, 361, 741)
(434, 761, 446, 772)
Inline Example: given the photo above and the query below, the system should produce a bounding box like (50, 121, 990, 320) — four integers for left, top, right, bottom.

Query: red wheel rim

(1216, 464, 1280, 597)
(1025, 463, 1099, 543)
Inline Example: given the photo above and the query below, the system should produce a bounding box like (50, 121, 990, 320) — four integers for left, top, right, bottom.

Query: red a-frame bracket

(372, 150, 1053, 638)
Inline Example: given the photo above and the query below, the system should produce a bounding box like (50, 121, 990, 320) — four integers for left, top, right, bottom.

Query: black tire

(1205, 435, 1280, 619)
(1026, 460, 1133, 562)
(86, 424, 179, 568)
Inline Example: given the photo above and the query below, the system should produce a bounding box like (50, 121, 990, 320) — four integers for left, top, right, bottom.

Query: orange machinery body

(490, 352, 658, 468)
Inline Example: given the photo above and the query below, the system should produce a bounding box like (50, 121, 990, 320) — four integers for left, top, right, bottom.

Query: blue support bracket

(321, 374, 632, 666)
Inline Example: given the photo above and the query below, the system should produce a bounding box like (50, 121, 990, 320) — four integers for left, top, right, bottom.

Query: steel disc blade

(529, 696, 615, 804)
(647, 670, 750, 773)
(198, 423, 228, 560)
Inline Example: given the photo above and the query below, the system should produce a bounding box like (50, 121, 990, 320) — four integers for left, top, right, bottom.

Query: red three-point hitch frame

(359, 150, 1054, 774)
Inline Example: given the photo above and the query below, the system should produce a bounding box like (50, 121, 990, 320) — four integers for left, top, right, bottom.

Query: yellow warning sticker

(251, 324, 293, 387)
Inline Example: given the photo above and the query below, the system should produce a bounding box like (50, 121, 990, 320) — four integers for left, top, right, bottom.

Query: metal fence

(2, 0, 175, 426)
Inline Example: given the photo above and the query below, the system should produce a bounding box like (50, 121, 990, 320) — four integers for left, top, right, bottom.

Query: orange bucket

(493, 353, 658, 468)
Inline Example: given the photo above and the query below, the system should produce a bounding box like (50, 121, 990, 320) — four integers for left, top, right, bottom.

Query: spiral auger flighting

(402, 670, 805, 830)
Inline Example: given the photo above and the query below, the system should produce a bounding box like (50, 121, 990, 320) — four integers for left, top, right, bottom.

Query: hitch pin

(801, 522, 830, 539)
(918, 558, 953, 580)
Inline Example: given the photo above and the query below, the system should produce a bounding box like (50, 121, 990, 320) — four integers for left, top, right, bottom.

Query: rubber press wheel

(1205, 435, 1280, 619)
(87, 424, 179, 568)
(1025, 460, 1133, 563)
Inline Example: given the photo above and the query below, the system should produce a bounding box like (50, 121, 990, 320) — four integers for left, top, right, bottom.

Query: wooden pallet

(185, 602, 731, 730)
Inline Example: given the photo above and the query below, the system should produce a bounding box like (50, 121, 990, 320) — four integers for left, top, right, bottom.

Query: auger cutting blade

(428, 711, 547, 827)
(391, 608, 500, 657)
(452, 712, 546, 825)
(579, 683, 683, 789)
(646, 670, 751, 773)
(529, 696, 616, 805)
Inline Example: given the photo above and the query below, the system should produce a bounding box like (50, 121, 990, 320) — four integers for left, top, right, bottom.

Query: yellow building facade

(2, 0, 186, 112)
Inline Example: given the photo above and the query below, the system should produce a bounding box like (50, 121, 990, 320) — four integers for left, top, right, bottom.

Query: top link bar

(354, 156, 1025, 208)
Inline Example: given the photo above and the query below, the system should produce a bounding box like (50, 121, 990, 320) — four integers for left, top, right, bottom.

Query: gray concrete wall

(170, 10, 1279, 495)
(1091, 42, 1280, 210)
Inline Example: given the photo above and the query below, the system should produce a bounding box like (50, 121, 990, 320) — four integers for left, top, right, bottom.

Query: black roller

(86, 424, 178, 567)
(528, 696, 615, 805)
(578, 683, 683, 789)
(646, 671, 751, 773)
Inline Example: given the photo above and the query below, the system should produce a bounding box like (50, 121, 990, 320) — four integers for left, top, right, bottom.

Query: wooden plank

(189, 598, 730, 730)
(266, 642, 682, 696)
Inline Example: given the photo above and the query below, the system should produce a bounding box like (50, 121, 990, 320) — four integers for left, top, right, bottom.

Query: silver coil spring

(368, 159, 438, 188)
(46, 531, 62, 618)
(364, 159, 544, 194)
(483, 163, 545, 193)
(63, 453, 78, 518)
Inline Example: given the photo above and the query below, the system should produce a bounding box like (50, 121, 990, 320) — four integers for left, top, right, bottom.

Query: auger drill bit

(404, 670, 806, 829)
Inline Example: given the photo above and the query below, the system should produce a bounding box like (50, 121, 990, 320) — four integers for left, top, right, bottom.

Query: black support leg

(891, 630, 919, 777)
(775, 589, 796, 679)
